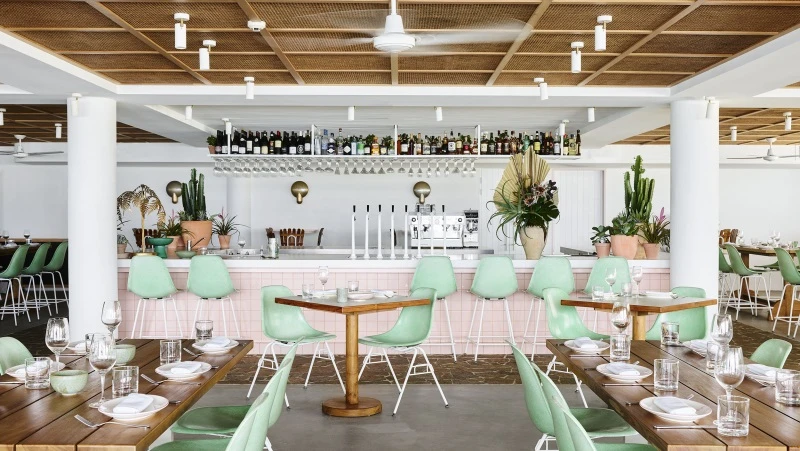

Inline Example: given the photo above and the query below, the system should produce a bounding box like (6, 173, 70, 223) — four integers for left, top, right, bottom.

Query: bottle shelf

(208, 154, 580, 160)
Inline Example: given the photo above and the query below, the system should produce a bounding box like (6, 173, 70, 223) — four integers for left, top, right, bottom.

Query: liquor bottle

(286, 132, 295, 155)
(454, 133, 462, 155)
(412, 133, 420, 156)
(272, 131, 280, 154)
(253, 131, 261, 154)
(480, 133, 488, 155)
(576, 129, 582, 156)
(399, 134, 409, 155)
(568, 133, 576, 155)
(215, 130, 223, 154)
(487, 132, 496, 154)
(552, 132, 560, 155)
(500, 130, 507, 154)
(369, 136, 378, 155)
(230, 129, 239, 154)
(327, 132, 336, 155)
(342, 135, 352, 155)
(420, 135, 429, 155)
(244, 131, 252, 154)
(533, 131, 541, 154)
(447, 130, 456, 154)
(463, 135, 471, 154)
(350, 136, 358, 156)
(509, 130, 518, 154)
(547, 132, 555, 155)
(356, 135, 365, 155)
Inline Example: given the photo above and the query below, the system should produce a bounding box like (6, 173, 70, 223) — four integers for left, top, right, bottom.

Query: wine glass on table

(711, 313, 733, 344)
(45, 317, 70, 366)
(318, 265, 329, 291)
(88, 334, 117, 408)
(631, 266, 643, 297)
(23, 229, 31, 244)
(101, 301, 122, 340)
(605, 268, 617, 297)
(238, 238, 246, 257)
(714, 345, 745, 425)
(611, 301, 630, 333)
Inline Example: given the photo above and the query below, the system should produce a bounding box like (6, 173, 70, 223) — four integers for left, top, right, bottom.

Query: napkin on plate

(113, 393, 154, 414)
(644, 291, 676, 298)
(371, 290, 395, 298)
(170, 362, 203, 375)
(311, 290, 336, 298)
(747, 364, 777, 379)
(201, 337, 231, 349)
(653, 397, 697, 415)
(606, 363, 641, 376)
(574, 337, 599, 350)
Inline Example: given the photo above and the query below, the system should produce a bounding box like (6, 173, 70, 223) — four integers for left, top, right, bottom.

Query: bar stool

(772, 248, 800, 336)
(0, 245, 30, 326)
(128, 255, 182, 338)
(520, 256, 574, 360)
(41, 241, 68, 308)
(188, 255, 240, 338)
(725, 244, 774, 320)
(409, 256, 458, 361)
(583, 256, 631, 329)
(464, 256, 518, 362)
(20, 243, 51, 319)
(719, 248, 737, 312)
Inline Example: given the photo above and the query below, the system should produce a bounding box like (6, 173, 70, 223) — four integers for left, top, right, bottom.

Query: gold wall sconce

(413, 181, 431, 204)
(166, 180, 183, 204)
(291, 181, 309, 204)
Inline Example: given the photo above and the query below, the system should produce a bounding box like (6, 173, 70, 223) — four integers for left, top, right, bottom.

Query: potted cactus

(178, 168, 212, 249)
(608, 212, 639, 259)
(624, 155, 654, 259)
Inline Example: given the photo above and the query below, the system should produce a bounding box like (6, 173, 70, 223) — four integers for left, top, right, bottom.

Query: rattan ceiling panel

(251, 3, 388, 30)
(144, 31, 274, 52)
(506, 55, 614, 72)
(199, 71, 296, 84)
(494, 72, 588, 86)
(587, 72, 687, 86)
(636, 34, 766, 55)
(788, 82, 800, 88)
(68, 53, 181, 70)
(727, 117, 790, 126)
(402, 3, 537, 30)
(720, 108, 761, 118)
(101, 2, 249, 29)
(0, 1, 118, 29)
(751, 108, 800, 117)
(100, 71, 202, 84)
(518, 33, 642, 54)
(173, 53, 285, 70)
(15, 31, 152, 52)
(399, 54, 503, 71)
(538, 5, 685, 31)
(288, 54, 389, 70)
(400, 72, 491, 85)
(612, 56, 724, 73)
(300, 71, 391, 85)
(273, 32, 374, 52)
(668, 6, 800, 32)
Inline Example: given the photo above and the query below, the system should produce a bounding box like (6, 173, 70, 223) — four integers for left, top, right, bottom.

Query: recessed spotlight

(199, 40, 216, 70)
(247, 19, 266, 32)
(571, 42, 584, 73)
(595, 16, 612, 51)
(70, 93, 81, 117)
(244, 77, 255, 100)
(534, 77, 548, 100)
(174, 13, 189, 50)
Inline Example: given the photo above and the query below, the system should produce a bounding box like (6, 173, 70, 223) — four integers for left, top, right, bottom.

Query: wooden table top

(276, 295, 429, 314)
(547, 339, 800, 451)
(724, 244, 797, 256)
(0, 338, 252, 451)
(562, 295, 717, 314)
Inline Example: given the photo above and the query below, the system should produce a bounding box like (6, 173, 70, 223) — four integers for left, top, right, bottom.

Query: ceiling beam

(485, 0, 552, 86)
(235, 0, 304, 85)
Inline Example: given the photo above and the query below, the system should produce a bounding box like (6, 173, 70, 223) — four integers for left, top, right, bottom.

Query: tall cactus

(180, 168, 208, 221)
(624, 155, 654, 222)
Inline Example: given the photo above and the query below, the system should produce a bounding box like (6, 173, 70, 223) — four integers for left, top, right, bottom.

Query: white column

(226, 177, 251, 247)
(68, 97, 117, 338)
(670, 99, 719, 331)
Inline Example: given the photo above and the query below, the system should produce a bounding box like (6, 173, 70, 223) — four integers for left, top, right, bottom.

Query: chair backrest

(127, 255, 177, 299)
(724, 244, 755, 276)
(410, 256, 457, 298)
(751, 338, 792, 369)
(22, 243, 51, 275)
(527, 256, 575, 298)
(544, 385, 578, 451)
(0, 337, 33, 373)
(269, 343, 298, 428)
(471, 256, 518, 299)
(225, 366, 288, 451)
(509, 342, 554, 435)
(645, 287, 707, 341)
(561, 401, 599, 451)
(719, 248, 733, 273)
(543, 288, 605, 340)
(187, 255, 235, 298)
(260, 285, 319, 341)
(775, 248, 800, 285)
(382, 287, 438, 346)
(0, 245, 29, 278)
(584, 257, 631, 294)
(43, 241, 68, 272)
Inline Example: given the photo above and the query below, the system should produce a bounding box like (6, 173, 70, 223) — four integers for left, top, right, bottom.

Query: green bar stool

(719, 248, 737, 312)
(751, 338, 792, 368)
(0, 337, 33, 373)
(358, 287, 448, 415)
(41, 241, 68, 308)
(187, 255, 240, 338)
(409, 256, 458, 361)
(772, 248, 800, 336)
(520, 256, 575, 359)
(464, 256, 519, 362)
(20, 243, 51, 319)
(583, 257, 631, 329)
(127, 255, 182, 338)
(645, 287, 707, 341)
(0, 245, 30, 326)
(725, 244, 774, 320)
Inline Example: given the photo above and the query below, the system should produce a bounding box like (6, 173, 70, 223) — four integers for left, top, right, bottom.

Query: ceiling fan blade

(726, 156, 763, 160)
(0, 151, 16, 155)
(413, 21, 531, 46)
(26, 151, 64, 156)
(779, 155, 799, 158)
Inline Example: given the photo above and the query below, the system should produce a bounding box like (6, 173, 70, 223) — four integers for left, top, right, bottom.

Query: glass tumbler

(195, 320, 213, 341)
(348, 280, 359, 292)
(301, 283, 314, 298)
(25, 357, 51, 389)
(660, 322, 680, 346)
(654, 359, 679, 391)
(621, 283, 632, 297)
(336, 287, 348, 303)
(160, 339, 181, 365)
(112, 366, 139, 398)
(776, 369, 800, 406)
(717, 395, 749, 437)
(591, 285, 604, 301)
(609, 334, 631, 362)
(706, 342, 721, 371)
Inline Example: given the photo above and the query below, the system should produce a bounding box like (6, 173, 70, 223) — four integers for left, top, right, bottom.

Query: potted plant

(381, 136, 393, 155)
(207, 135, 216, 154)
(117, 234, 128, 254)
(178, 168, 212, 249)
(212, 208, 244, 249)
(159, 210, 192, 252)
(624, 155, 654, 259)
(591, 225, 611, 257)
(609, 212, 639, 259)
(117, 184, 166, 253)
(489, 150, 559, 260)
(639, 207, 670, 260)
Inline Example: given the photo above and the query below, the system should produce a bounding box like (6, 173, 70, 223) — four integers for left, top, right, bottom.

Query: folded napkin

(574, 337, 599, 350)
(311, 290, 336, 298)
(371, 290, 395, 298)
(606, 363, 641, 376)
(9, 367, 25, 378)
(170, 362, 203, 375)
(747, 364, 777, 379)
(113, 393, 153, 414)
(653, 397, 697, 416)
(201, 337, 231, 349)
(645, 291, 675, 298)
(14, 360, 50, 378)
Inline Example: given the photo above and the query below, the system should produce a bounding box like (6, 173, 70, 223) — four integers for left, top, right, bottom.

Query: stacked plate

(596, 363, 653, 382)
(99, 394, 168, 421)
(155, 361, 212, 380)
(640, 397, 712, 423)
(563, 339, 610, 354)
(5, 360, 65, 380)
(192, 339, 239, 355)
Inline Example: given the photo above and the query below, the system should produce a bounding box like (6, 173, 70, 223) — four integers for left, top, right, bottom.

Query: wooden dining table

(276, 294, 429, 418)
(0, 338, 252, 451)
(547, 338, 800, 450)
(561, 294, 717, 340)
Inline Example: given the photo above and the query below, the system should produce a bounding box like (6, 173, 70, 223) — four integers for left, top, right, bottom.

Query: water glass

(775, 369, 800, 406)
(301, 283, 314, 298)
(621, 283, 632, 297)
(348, 280, 359, 292)
(591, 285, 604, 301)
(717, 395, 749, 437)
(609, 334, 631, 362)
(25, 357, 51, 389)
(654, 359, 679, 391)
(711, 313, 733, 344)
(88, 334, 116, 408)
(45, 317, 70, 366)
(101, 301, 122, 338)
(610, 301, 630, 333)
(337, 287, 348, 303)
(111, 366, 139, 398)
(660, 322, 680, 346)
(160, 339, 181, 365)
(706, 341, 721, 371)
(195, 320, 213, 341)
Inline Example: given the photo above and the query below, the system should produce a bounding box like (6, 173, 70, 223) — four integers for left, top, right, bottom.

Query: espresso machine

(409, 205, 470, 248)
(462, 209, 479, 248)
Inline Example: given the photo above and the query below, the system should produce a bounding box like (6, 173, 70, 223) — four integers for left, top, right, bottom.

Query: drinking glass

(160, 339, 181, 365)
(84, 333, 100, 354)
(717, 396, 749, 437)
(631, 266, 643, 297)
(238, 239, 246, 256)
(25, 357, 51, 389)
(660, 322, 680, 346)
(23, 229, 31, 243)
(714, 346, 744, 400)
(609, 334, 631, 362)
(1, 230, 8, 246)
(112, 366, 139, 398)
(706, 341, 721, 371)
(45, 317, 69, 366)
(591, 285, 604, 301)
(318, 266, 329, 290)
(301, 283, 314, 298)
(610, 301, 630, 333)
(621, 282, 632, 297)
(654, 359, 679, 391)
(348, 280, 359, 292)
(88, 334, 117, 408)
(195, 320, 213, 341)
(101, 301, 122, 339)
(605, 268, 617, 295)
(776, 369, 800, 406)
(711, 313, 733, 344)
(337, 287, 348, 304)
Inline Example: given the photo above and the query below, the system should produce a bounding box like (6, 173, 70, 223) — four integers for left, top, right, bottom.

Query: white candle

(390, 205, 396, 260)
(442, 204, 447, 256)
(349, 205, 357, 259)
(363, 205, 370, 260)
(403, 206, 409, 259)
(376, 205, 383, 260)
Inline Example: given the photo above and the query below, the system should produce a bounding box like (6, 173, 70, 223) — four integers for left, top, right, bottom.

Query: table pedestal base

(322, 397, 382, 417)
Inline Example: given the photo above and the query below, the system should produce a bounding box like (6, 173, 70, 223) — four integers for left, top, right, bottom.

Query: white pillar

(226, 176, 252, 247)
(670, 99, 719, 332)
(68, 97, 117, 338)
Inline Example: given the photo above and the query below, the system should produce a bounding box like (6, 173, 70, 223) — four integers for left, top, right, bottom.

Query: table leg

(321, 313, 382, 417)
(632, 313, 647, 340)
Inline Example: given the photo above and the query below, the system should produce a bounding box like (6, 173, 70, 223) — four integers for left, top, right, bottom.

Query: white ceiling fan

(0, 135, 64, 159)
(727, 137, 797, 162)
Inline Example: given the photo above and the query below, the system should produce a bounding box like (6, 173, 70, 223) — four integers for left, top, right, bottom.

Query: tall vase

(520, 226, 546, 260)
(181, 220, 212, 250)
(218, 235, 232, 249)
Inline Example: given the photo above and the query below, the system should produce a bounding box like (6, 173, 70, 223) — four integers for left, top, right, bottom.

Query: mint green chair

(521, 256, 575, 359)
(188, 255, 239, 338)
(750, 338, 792, 368)
(248, 286, 343, 403)
(358, 287, 447, 415)
(645, 287, 707, 341)
(719, 248, 736, 312)
(725, 244, 773, 320)
(584, 257, 631, 295)
(554, 398, 657, 451)
(465, 256, 519, 361)
(41, 241, 68, 308)
(773, 248, 800, 336)
(410, 256, 458, 361)
(127, 255, 181, 338)
(0, 245, 30, 325)
(20, 243, 51, 318)
(0, 337, 33, 373)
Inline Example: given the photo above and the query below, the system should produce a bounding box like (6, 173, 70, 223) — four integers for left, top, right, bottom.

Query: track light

(348, 106, 356, 121)
(199, 40, 216, 70)
(559, 120, 568, 138)
(588, 107, 595, 123)
(595, 16, 612, 51)
(222, 118, 232, 136)
(0, 108, 5, 126)
(571, 42, 584, 73)
(785, 112, 792, 131)
(185, 105, 193, 120)
(534, 77, 548, 100)
(730, 126, 737, 142)
(174, 13, 189, 50)
(704, 96, 717, 119)
(70, 93, 81, 117)
(55, 123, 62, 139)
(435, 106, 442, 122)
(244, 76, 255, 100)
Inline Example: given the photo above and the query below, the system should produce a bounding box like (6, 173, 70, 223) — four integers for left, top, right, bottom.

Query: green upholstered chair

(0, 337, 33, 373)
(358, 287, 447, 415)
(725, 244, 774, 320)
(0, 245, 30, 325)
(41, 241, 68, 308)
(773, 248, 800, 336)
(248, 286, 343, 404)
(465, 256, 519, 362)
(187, 255, 239, 338)
(645, 287, 707, 341)
(20, 243, 51, 318)
(521, 256, 575, 359)
(719, 248, 736, 313)
(750, 338, 792, 369)
(127, 255, 181, 338)
(554, 398, 657, 451)
(410, 256, 458, 361)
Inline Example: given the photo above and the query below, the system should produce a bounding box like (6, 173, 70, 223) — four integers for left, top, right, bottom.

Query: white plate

(67, 341, 87, 354)
(564, 340, 610, 354)
(99, 394, 168, 421)
(640, 397, 712, 423)
(4, 361, 65, 380)
(155, 361, 212, 380)
(745, 365, 777, 384)
(596, 363, 653, 382)
(192, 340, 239, 355)
(348, 291, 374, 301)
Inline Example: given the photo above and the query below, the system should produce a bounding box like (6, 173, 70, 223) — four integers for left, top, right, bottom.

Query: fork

(75, 414, 149, 429)
(141, 374, 201, 386)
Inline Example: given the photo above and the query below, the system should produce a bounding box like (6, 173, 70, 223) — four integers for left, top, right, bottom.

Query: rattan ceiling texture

(615, 108, 800, 146)
(0, 105, 174, 145)
(0, 0, 797, 87)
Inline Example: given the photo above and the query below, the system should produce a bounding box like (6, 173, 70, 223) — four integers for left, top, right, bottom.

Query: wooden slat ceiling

(0, 105, 174, 145)
(615, 108, 800, 146)
(0, 0, 797, 87)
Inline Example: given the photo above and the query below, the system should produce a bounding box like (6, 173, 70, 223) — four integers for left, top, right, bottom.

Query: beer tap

(363, 205, 370, 260)
(403, 205, 410, 260)
(376, 204, 384, 260)
(349, 205, 357, 260)
(442, 204, 447, 256)
(389, 205, 396, 260)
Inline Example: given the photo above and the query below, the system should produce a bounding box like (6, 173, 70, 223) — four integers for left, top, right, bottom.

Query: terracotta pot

(643, 243, 660, 260)
(181, 220, 212, 250)
(218, 234, 232, 249)
(208, 145, 215, 154)
(609, 235, 638, 259)
(117, 243, 127, 254)
(167, 235, 183, 251)
(519, 226, 546, 260)
(594, 242, 611, 258)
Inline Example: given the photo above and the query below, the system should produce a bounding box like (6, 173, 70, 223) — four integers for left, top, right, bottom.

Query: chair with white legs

(772, 248, 800, 336)
(187, 255, 240, 338)
(409, 256, 458, 361)
(127, 255, 182, 338)
(464, 256, 519, 362)
(725, 244, 774, 320)
(719, 248, 737, 312)
(358, 287, 448, 415)
(41, 241, 68, 309)
(0, 245, 30, 326)
(20, 243, 51, 319)
(520, 256, 574, 360)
